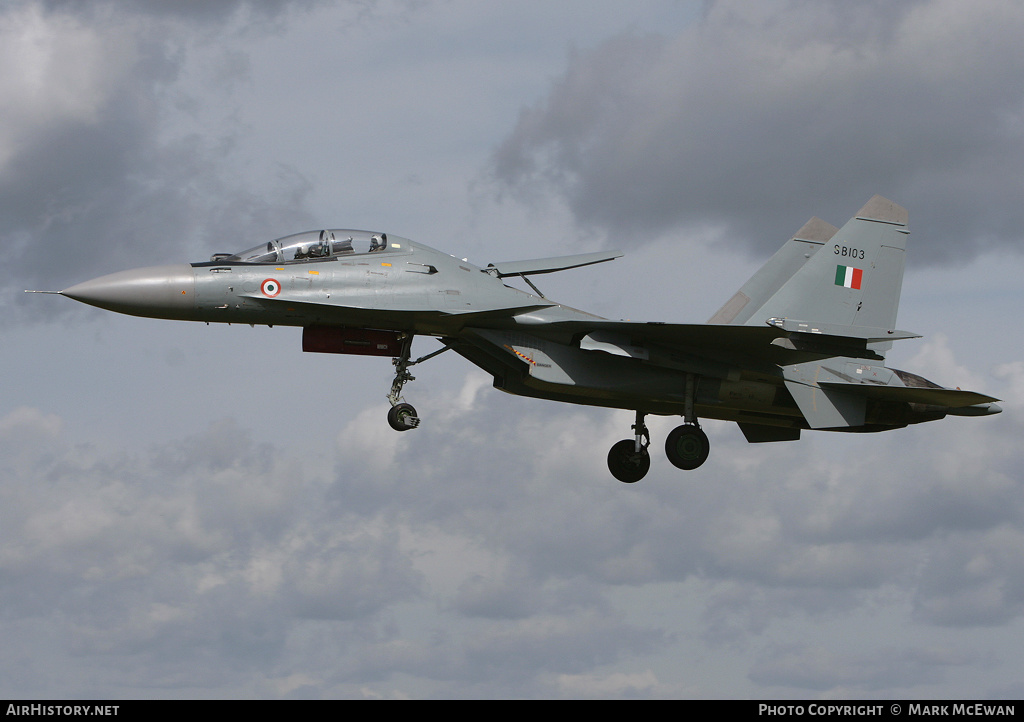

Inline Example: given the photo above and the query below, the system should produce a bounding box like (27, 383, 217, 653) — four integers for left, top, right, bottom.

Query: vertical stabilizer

(727, 196, 909, 333)
(708, 216, 838, 324)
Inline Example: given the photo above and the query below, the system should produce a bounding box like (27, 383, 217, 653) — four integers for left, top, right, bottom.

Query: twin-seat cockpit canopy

(217, 230, 403, 264)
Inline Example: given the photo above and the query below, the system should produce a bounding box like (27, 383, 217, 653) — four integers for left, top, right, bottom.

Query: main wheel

(387, 402, 419, 431)
(665, 425, 709, 470)
(607, 439, 650, 483)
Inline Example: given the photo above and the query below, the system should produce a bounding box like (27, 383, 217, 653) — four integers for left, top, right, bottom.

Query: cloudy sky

(2, 0, 1023, 699)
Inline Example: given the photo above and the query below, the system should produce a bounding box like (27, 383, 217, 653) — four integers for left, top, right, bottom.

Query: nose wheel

(388, 402, 419, 431)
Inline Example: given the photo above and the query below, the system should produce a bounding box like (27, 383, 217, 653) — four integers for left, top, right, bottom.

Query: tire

(665, 425, 709, 470)
(387, 402, 419, 431)
(607, 439, 650, 483)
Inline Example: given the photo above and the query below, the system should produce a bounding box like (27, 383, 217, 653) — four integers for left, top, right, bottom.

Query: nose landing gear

(387, 336, 420, 431)
(388, 401, 419, 431)
(385, 335, 452, 432)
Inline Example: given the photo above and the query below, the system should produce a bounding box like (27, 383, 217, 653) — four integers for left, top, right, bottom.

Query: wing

(535, 318, 902, 364)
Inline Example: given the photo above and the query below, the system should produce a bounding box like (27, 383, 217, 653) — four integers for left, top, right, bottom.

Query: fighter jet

(36, 196, 1000, 482)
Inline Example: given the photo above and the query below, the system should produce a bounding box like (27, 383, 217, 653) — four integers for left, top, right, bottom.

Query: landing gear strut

(607, 410, 651, 483)
(387, 335, 420, 431)
(606, 374, 711, 482)
(665, 373, 709, 470)
(385, 335, 452, 431)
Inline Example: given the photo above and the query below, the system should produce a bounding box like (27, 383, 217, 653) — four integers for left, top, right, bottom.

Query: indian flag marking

(835, 265, 863, 290)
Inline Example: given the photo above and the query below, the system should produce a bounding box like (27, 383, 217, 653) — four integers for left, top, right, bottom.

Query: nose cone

(62, 265, 197, 320)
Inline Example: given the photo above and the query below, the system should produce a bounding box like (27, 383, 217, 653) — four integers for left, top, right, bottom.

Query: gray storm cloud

(491, 0, 1024, 261)
(1, 1, 321, 318)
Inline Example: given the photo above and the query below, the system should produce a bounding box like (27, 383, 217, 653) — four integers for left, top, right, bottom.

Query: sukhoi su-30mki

(37, 196, 1001, 482)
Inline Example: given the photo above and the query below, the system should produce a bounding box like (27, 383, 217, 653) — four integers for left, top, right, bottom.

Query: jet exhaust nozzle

(946, 402, 1003, 416)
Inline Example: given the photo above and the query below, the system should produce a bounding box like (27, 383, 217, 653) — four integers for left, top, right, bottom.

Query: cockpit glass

(224, 230, 393, 264)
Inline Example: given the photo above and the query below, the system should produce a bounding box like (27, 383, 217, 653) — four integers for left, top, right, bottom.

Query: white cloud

(993, 361, 1024, 406)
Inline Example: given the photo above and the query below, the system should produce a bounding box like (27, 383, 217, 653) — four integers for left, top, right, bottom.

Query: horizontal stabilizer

(766, 318, 921, 343)
(487, 250, 622, 277)
(818, 382, 999, 408)
(784, 379, 866, 428)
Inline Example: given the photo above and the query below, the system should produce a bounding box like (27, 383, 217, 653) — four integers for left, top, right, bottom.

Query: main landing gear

(607, 411, 651, 483)
(385, 334, 451, 431)
(608, 413, 710, 482)
(664, 423, 709, 470)
(608, 374, 709, 483)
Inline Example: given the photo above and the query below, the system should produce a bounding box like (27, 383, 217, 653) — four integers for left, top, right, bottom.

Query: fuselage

(62, 232, 584, 333)
(48, 199, 1001, 483)
(58, 228, 999, 437)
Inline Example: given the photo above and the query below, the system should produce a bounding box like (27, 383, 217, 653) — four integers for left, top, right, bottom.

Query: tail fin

(716, 196, 909, 334)
(708, 216, 838, 324)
